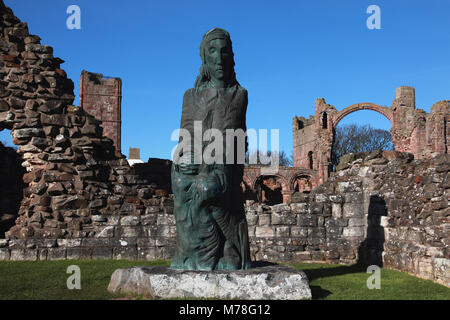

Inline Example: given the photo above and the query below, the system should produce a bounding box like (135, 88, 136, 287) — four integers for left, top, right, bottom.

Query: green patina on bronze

(170, 28, 252, 270)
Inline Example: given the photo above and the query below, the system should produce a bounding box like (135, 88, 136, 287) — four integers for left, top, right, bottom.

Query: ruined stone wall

(373, 152, 449, 286)
(0, 1, 156, 240)
(0, 195, 176, 261)
(302, 150, 449, 286)
(1, 151, 448, 286)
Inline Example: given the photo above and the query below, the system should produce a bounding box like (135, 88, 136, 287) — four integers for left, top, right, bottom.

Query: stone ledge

(107, 265, 312, 300)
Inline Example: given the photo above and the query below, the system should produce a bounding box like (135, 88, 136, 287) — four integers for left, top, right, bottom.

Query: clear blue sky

(2, 0, 449, 161)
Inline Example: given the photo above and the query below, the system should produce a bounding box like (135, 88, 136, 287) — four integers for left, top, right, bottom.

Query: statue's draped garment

(171, 83, 251, 270)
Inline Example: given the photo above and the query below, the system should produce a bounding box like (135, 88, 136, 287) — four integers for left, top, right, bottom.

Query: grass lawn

(290, 263, 450, 300)
(0, 260, 169, 300)
(0, 260, 448, 300)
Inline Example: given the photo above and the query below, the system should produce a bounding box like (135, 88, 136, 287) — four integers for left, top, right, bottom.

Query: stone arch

(333, 103, 393, 129)
(330, 103, 394, 173)
(253, 174, 289, 192)
(289, 172, 313, 191)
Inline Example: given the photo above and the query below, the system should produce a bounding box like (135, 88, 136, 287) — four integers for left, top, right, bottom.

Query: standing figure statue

(171, 28, 252, 270)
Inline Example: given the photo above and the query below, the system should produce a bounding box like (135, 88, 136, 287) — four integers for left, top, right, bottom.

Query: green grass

(290, 263, 450, 300)
(0, 260, 448, 300)
(0, 260, 169, 300)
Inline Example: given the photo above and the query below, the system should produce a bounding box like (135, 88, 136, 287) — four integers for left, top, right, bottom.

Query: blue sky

(2, 0, 449, 161)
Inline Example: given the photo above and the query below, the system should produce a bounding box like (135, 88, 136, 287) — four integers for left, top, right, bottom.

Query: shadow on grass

(301, 264, 366, 281)
(309, 286, 333, 299)
(293, 264, 367, 300)
(252, 261, 366, 299)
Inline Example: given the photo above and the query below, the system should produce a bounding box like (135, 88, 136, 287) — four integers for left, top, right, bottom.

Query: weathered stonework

(0, 2, 155, 240)
(2, 151, 447, 286)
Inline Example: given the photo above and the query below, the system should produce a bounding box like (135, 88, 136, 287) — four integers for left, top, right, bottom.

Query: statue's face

(205, 38, 233, 84)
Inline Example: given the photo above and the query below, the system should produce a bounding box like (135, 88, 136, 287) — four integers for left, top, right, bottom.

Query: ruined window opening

(0, 129, 26, 239)
(242, 180, 257, 202)
(256, 176, 283, 205)
(308, 151, 314, 170)
(297, 119, 304, 130)
(294, 176, 312, 194)
(322, 112, 328, 129)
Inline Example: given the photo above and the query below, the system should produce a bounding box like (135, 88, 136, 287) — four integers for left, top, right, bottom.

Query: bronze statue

(171, 28, 251, 270)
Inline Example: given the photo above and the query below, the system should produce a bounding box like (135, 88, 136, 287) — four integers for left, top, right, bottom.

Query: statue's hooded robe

(171, 29, 251, 270)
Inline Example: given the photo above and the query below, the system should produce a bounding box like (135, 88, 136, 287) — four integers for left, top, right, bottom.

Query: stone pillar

(395, 86, 415, 109)
(282, 190, 294, 203)
(80, 71, 122, 154)
(314, 99, 335, 184)
(292, 116, 317, 168)
(391, 86, 417, 155)
(428, 101, 450, 156)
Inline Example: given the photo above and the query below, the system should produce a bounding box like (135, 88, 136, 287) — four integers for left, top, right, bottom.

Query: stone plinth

(107, 265, 312, 300)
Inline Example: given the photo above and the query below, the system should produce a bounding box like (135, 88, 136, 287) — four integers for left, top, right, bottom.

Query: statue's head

(194, 28, 238, 89)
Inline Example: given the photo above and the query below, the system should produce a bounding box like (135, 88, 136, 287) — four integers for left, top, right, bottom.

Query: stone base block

(107, 265, 311, 300)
